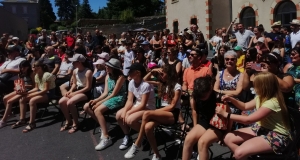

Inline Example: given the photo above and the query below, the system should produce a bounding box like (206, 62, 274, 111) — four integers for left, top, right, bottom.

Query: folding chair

(248, 107, 300, 160)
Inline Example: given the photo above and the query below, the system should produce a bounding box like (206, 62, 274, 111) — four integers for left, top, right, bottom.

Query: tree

(78, 0, 94, 19)
(55, 0, 79, 21)
(119, 9, 135, 23)
(40, 0, 56, 29)
(97, 7, 110, 19)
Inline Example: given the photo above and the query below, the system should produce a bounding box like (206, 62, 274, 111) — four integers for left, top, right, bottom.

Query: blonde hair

(253, 72, 290, 130)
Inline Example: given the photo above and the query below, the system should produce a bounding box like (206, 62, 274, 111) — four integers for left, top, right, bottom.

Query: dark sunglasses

(225, 58, 236, 61)
(189, 53, 198, 57)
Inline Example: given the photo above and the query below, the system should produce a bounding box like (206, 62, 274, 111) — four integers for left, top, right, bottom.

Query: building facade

(166, 0, 300, 38)
(0, 7, 28, 40)
(1, 0, 40, 29)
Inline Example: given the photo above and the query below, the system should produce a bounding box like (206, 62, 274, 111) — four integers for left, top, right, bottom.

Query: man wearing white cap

(290, 19, 300, 48)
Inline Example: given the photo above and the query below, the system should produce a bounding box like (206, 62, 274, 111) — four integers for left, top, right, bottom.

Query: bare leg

(125, 110, 146, 132)
(66, 94, 88, 127)
(223, 127, 256, 152)
(28, 95, 48, 123)
(198, 128, 223, 160)
(116, 108, 130, 135)
(94, 104, 109, 137)
(59, 96, 72, 124)
(2, 94, 22, 122)
(83, 103, 97, 121)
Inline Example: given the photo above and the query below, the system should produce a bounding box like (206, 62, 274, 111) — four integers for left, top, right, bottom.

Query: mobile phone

(251, 63, 261, 71)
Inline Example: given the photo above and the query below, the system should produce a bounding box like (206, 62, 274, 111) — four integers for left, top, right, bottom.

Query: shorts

(77, 87, 92, 100)
(38, 88, 55, 99)
(251, 123, 291, 154)
(171, 108, 180, 124)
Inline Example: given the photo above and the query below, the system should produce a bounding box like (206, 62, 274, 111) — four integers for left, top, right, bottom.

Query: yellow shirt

(255, 96, 290, 136)
(35, 72, 56, 91)
(236, 54, 245, 73)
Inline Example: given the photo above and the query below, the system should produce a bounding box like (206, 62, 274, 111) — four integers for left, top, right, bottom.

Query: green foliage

(49, 23, 59, 31)
(119, 9, 135, 23)
(78, 0, 94, 19)
(58, 26, 68, 30)
(40, 0, 56, 29)
(30, 29, 38, 34)
(55, 0, 79, 21)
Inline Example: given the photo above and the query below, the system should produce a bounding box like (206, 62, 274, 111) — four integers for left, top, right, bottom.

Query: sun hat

(290, 19, 300, 26)
(147, 62, 157, 69)
(68, 54, 86, 62)
(271, 21, 281, 28)
(97, 52, 110, 61)
(93, 59, 105, 65)
(105, 58, 121, 69)
(12, 37, 19, 40)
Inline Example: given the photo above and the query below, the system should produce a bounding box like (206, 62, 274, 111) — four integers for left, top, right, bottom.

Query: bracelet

(227, 113, 231, 120)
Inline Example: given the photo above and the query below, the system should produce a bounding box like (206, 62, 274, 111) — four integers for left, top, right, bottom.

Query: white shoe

(95, 137, 112, 151)
(151, 154, 161, 160)
(0, 120, 6, 128)
(124, 143, 139, 159)
(119, 135, 132, 150)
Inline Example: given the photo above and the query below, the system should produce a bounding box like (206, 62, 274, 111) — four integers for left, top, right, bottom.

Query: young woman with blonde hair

(216, 72, 291, 160)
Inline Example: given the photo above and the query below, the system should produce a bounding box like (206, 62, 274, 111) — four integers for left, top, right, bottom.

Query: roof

(1, 0, 39, 3)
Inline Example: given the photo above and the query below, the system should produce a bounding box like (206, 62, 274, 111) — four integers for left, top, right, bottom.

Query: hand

(221, 95, 231, 102)
(245, 62, 253, 70)
(215, 106, 227, 118)
(121, 112, 126, 125)
(65, 91, 72, 97)
(89, 100, 95, 106)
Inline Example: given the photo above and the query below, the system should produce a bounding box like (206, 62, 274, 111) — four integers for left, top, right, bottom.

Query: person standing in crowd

(94, 29, 106, 47)
(65, 31, 76, 49)
(123, 41, 135, 77)
(36, 29, 51, 46)
(15, 61, 56, 133)
(0, 46, 26, 95)
(141, 41, 154, 63)
(290, 19, 300, 49)
(234, 23, 255, 51)
(39, 46, 61, 75)
(248, 26, 264, 48)
(209, 28, 223, 53)
(150, 32, 163, 63)
(265, 21, 283, 50)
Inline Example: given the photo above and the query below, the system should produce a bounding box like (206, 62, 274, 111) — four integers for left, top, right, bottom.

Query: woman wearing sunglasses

(214, 50, 244, 118)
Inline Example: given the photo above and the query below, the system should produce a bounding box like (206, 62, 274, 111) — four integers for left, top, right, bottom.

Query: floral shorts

(251, 123, 291, 154)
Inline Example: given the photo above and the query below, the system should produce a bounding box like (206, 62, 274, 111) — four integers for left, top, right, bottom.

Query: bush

(49, 23, 58, 31)
(119, 9, 135, 24)
(57, 26, 67, 30)
(30, 29, 38, 34)
(36, 27, 42, 32)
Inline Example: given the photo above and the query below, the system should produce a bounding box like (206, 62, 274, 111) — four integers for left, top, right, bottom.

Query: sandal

(22, 123, 36, 133)
(68, 125, 79, 134)
(60, 123, 73, 132)
(11, 120, 27, 129)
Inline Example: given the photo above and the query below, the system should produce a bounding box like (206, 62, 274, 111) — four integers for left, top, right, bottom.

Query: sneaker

(0, 121, 6, 128)
(95, 137, 112, 151)
(124, 143, 139, 159)
(119, 135, 132, 150)
(151, 154, 161, 160)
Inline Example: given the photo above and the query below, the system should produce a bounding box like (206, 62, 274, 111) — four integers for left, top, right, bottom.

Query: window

(23, 6, 27, 14)
(190, 18, 197, 25)
(173, 21, 178, 34)
(274, 1, 296, 27)
(240, 7, 255, 28)
(11, 6, 16, 14)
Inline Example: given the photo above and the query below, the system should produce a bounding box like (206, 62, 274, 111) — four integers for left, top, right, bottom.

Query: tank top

(75, 68, 89, 88)
(23, 75, 33, 86)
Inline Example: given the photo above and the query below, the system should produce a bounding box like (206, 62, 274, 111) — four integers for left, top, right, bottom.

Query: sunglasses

(189, 53, 197, 57)
(225, 58, 236, 61)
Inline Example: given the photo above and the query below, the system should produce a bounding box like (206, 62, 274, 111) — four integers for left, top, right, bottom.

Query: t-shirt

(183, 65, 212, 90)
(128, 80, 156, 110)
(255, 96, 290, 136)
(39, 54, 61, 73)
(35, 72, 56, 90)
(0, 56, 26, 80)
(234, 30, 255, 50)
(123, 50, 135, 76)
(37, 36, 51, 46)
(182, 57, 191, 69)
(161, 83, 181, 109)
(145, 50, 154, 62)
(65, 36, 75, 48)
(59, 61, 73, 75)
(290, 30, 300, 48)
(266, 32, 283, 41)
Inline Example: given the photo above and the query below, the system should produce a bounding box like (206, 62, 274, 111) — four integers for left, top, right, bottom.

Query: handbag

(0, 72, 14, 82)
(14, 78, 26, 94)
(209, 103, 229, 130)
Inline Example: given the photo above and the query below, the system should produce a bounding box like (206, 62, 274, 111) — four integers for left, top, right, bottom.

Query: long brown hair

(158, 65, 178, 103)
(253, 72, 290, 130)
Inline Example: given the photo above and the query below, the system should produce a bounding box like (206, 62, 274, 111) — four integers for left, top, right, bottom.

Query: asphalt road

(0, 100, 231, 160)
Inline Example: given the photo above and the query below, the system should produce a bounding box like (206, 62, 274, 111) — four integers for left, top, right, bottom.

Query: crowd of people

(0, 18, 299, 160)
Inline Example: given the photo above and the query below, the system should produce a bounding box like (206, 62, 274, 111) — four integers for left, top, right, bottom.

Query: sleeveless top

(287, 65, 300, 107)
(219, 70, 240, 91)
(23, 75, 33, 86)
(107, 76, 127, 97)
(75, 68, 89, 88)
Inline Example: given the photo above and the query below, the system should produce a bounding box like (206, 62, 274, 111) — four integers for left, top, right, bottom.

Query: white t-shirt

(182, 57, 191, 69)
(161, 83, 181, 109)
(0, 56, 26, 80)
(290, 30, 300, 48)
(123, 50, 135, 76)
(128, 80, 156, 110)
(59, 61, 73, 75)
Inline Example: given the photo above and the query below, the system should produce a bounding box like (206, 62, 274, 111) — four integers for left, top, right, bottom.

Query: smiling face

(291, 50, 300, 64)
(224, 55, 237, 68)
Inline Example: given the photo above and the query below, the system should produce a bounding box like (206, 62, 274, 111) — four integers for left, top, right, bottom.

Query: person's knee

(66, 100, 75, 107)
(28, 99, 37, 107)
(223, 133, 234, 145)
(198, 138, 210, 151)
(142, 111, 152, 120)
(7, 99, 16, 105)
(144, 122, 154, 133)
(233, 147, 246, 159)
(184, 132, 196, 146)
(83, 103, 90, 112)
(115, 110, 123, 120)
(126, 116, 138, 126)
